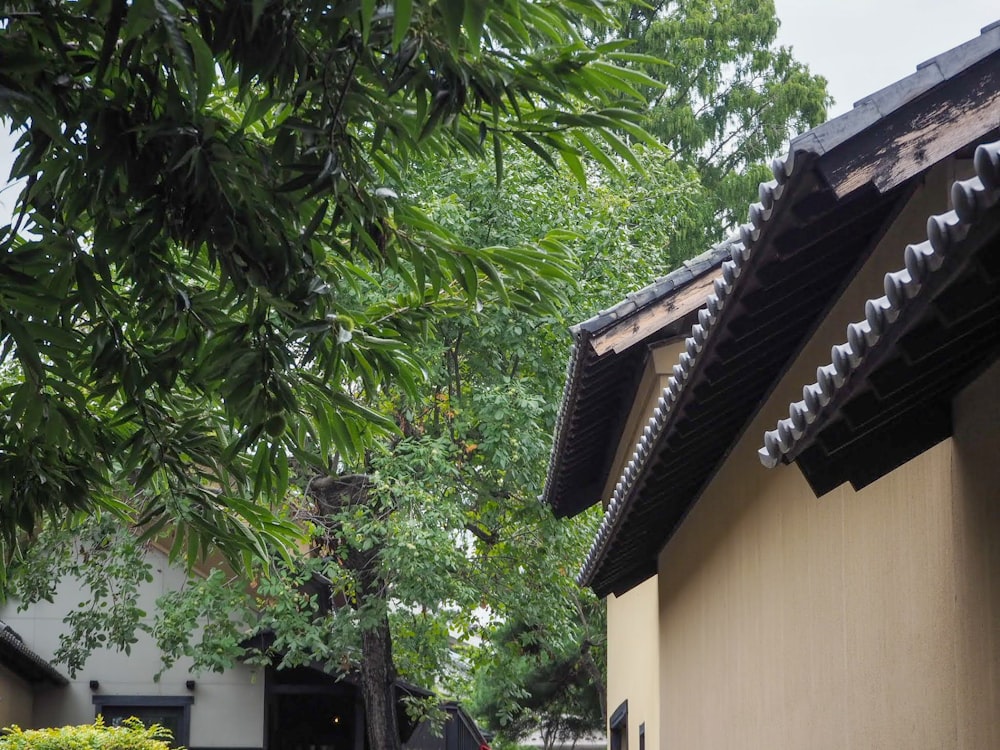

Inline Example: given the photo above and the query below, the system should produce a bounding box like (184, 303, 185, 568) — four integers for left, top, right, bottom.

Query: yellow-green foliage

(0, 717, 176, 750)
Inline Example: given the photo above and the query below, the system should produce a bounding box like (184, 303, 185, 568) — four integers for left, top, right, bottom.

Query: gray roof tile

(573, 22, 1000, 591)
(759, 138, 1000, 469)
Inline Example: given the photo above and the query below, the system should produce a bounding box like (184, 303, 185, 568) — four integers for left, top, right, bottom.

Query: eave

(759, 139, 1000, 493)
(576, 22, 1000, 598)
(542, 243, 732, 519)
(0, 621, 68, 687)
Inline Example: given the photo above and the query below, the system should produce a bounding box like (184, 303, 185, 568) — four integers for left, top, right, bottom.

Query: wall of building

(0, 548, 265, 748)
(603, 342, 684, 750)
(607, 575, 658, 750)
(652, 161, 1000, 748)
(950, 358, 1000, 748)
(601, 341, 684, 506)
(0, 666, 33, 728)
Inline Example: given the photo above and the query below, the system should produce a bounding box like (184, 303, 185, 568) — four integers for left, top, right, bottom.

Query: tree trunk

(359, 611, 401, 750)
(307, 474, 402, 750)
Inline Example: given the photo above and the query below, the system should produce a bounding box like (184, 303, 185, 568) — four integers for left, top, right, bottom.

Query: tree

(0, 0, 659, 569)
(1, 3, 830, 748)
(595, 0, 830, 250)
(4, 142, 699, 749)
(470, 597, 606, 750)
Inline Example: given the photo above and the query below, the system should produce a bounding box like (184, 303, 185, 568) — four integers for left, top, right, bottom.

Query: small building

(405, 702, 488, 750)
(545, 21, 1000, 750)
(0, 545, 483, 750)
(0, 620, 67, 729)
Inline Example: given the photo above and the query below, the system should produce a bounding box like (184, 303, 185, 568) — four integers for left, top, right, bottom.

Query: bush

(0, 717, 176, 750)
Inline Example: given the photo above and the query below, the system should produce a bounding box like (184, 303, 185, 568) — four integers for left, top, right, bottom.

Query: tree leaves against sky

(0, 0, 657, 570)
(0, 1, 829, 746)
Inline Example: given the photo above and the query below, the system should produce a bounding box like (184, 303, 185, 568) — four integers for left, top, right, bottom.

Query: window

(609, 700, 628, 750)
(94, 695, 193, 748)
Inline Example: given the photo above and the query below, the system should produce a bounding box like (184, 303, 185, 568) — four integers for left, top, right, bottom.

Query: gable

(556, 22, 1000, 598)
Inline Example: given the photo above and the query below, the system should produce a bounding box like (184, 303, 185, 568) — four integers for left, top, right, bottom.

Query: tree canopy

(0, 1, 830, 748)
(0, 0, 662, 567)
(596, 0, 830, 250)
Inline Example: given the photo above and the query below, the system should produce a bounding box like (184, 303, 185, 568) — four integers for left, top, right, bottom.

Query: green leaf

(251, 0, 268, 33)
(439, 0, 465, 50)
(393, 0, 413, 50)
(0, 311, 43, 384)
(360, 0, 376, 43)
(187, 29, 216, 109)
(560, 148, 586, 187)
(492, 132, 503, 187)
(464, 0, 489, 46)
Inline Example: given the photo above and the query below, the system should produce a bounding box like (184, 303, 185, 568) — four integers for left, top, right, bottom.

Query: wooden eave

(761, 139, 1000, 494)
(579, 29, 1000, 598)
(541, 244, 732, 519)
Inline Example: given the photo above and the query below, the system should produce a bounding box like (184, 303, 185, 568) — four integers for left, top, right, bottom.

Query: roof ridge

(571, 240, 736, 337)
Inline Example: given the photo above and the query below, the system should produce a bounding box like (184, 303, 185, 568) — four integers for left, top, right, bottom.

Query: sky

(2, 2, 999, 222)
(773, 0, 999, 117)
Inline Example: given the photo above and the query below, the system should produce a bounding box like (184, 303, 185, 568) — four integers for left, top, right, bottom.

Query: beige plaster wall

(607, 576, 658, 750)
(0, 667, 33, 728)
(652, 162, 1000, 748)
(604, 341, 686, 750)
(602, 340, 685, 505)
(950, 359, 1000, 749)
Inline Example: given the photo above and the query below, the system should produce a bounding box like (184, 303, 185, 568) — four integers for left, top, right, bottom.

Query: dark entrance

(265, 665, 427, 750)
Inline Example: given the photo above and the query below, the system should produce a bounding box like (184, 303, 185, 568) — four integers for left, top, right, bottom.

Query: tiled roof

(571, 243, 736, 336)
(541, 242, 733, 518)
(0, 620, 68, 686)
(574, 21, 1000, 595)
(759, 138, 1000, 473)
(577, 160, 797, 587)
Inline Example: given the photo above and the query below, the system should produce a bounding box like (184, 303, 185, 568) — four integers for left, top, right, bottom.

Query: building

(0, 545, 484, 750)
(544, 21, 1000, 750)
(0, 620, 66, 729)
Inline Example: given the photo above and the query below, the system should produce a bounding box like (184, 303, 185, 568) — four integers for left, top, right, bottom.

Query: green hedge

(0, 718, 176, 750)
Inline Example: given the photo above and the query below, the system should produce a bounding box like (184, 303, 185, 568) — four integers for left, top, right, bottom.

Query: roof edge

(541, 242, 733, 515)
(577, 21, 1000, 594)
(577, 148, 807, 588)
(759, 139, 1000, 469)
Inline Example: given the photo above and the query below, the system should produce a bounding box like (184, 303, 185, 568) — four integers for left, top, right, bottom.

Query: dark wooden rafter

(761, 141, 1000, 494)
(541, 243, 734, 519)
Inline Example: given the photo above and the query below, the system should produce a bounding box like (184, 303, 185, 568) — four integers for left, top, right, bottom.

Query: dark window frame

(609, 700, 628, 750)
(93, 695, 194, 748)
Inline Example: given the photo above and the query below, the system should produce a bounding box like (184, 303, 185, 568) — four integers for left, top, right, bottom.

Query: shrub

(0, 717, 176, 750)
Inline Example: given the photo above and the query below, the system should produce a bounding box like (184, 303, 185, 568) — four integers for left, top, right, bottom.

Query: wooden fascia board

(821, 56, 1000, 199)
(588, 268, 723, 356)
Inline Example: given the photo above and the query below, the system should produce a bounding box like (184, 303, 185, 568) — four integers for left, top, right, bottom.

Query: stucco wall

(0, 666, 33, 728)
(653, 162, 1000, 748)
(601, 341, 684, 505)
(607, 576, 658, 750)
(604, 342, 684, 750)
(0, 549, 265, 748)
(950, 358, 1000, 748)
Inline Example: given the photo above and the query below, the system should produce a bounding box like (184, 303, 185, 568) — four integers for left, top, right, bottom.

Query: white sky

(774, 0, 999, 117)
(2, 3, 999, 222)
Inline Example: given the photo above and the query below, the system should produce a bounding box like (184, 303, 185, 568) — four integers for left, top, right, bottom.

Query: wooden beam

(821, 57, 1000, 199)
(589, 268, 722, 356)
